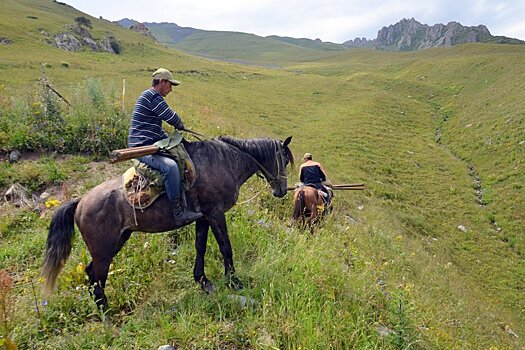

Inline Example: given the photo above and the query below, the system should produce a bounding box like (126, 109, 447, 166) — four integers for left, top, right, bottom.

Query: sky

(63, 0, 525, 43)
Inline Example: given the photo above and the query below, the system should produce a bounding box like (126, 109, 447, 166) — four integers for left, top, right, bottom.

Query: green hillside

(140, 22, 200, 44)
(0, 0, 524, 349)
(134, 21, 348, 64)
(148, 27, 343, 65)
(266, 35, 347, 51)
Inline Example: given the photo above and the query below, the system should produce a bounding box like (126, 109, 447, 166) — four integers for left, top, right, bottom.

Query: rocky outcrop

(0, 37, 12, 45)
(129, 22, 158, 42)
(342, 37, 376, 48)
(53, 32, 83, 51)
(52, 22, 120, 53)
(344, 18, 523, 51)
(375, 18, 493, 50)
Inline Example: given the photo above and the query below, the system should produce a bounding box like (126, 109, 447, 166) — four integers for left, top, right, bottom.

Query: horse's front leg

(194, 218, 214, 293)
(209, 212, 243, 289)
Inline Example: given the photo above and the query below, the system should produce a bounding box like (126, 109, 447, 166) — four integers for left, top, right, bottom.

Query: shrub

(74, 16, 92, 29)
(107, 35, 121, 54)
(0, 78, 128, 156)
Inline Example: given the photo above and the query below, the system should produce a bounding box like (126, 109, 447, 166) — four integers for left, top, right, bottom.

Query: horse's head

(266, 136, 293, 197)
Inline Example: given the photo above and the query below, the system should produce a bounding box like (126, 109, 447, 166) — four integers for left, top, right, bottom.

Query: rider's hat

(152, 68, 180, 86)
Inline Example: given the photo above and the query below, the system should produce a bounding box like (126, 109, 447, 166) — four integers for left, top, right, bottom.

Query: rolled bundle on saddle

(120, 133, 197, 209)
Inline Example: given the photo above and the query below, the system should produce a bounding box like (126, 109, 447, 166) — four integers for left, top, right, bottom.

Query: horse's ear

(283, 136, 292, 147)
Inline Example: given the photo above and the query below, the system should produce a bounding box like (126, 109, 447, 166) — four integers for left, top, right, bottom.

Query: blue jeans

(138, 154, 180, 202)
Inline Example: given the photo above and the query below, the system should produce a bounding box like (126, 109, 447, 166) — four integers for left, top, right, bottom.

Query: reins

(236, 182, 269, 205)
(182, 128, 209, 141)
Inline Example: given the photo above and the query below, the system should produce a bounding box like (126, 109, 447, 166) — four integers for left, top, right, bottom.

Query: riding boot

(171, 199, 203, 226)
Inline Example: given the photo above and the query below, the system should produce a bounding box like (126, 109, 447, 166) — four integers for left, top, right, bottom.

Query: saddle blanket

(123, 166, 164, 209)
(122, 134, 197, 209)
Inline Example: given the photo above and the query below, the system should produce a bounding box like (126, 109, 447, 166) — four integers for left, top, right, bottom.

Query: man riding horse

(299, 153, 332, 206)
(128, 68, 202, 226)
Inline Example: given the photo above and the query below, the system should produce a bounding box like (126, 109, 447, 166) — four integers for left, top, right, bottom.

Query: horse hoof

(228, 276, 243, 290)
(200, 279, 215, 294)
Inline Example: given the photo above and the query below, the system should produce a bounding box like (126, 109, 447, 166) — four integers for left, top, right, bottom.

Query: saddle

(122, 133, 197, 209)
(297, 182, 333, 207)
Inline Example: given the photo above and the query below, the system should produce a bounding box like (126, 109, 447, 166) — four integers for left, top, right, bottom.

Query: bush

(107, 35, 121, 54)
(0, 78, 128, 156)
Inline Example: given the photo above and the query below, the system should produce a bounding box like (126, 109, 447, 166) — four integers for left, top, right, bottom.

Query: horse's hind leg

(309, 203, 319, 234)
(208, 213, 242, 289)
(85, 258, 111, 311)
(85, 229, 132, 311)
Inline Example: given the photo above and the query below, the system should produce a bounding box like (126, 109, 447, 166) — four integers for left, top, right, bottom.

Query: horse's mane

(218, 136, 278, 161)
(185, 136, 293, 167)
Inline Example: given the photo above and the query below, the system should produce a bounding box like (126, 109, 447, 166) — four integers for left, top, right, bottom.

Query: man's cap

(303, 153, 312, 160)
(152, 68, 180, 86)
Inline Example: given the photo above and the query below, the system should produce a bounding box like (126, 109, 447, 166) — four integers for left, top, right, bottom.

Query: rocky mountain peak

(344, 18, 521, 51)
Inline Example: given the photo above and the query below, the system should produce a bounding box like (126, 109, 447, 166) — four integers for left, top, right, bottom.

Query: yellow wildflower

(45, 197, 62, 208)
(76, 262, 85, 274)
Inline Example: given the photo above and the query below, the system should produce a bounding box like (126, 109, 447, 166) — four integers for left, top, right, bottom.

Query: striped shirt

(128, 88, 184, 147)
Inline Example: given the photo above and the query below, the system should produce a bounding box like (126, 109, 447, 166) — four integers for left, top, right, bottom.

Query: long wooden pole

(109, 145, 159, 163)
(287, 185, 365, 191)
(332, 183, 364, 188)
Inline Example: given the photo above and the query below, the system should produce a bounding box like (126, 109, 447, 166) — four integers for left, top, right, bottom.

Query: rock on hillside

(0, 37, 13, 45)
(344, 18, 525, 51)
(342, 37, 376, 48)
(129, 22, 158, 42)
(51, 18, 120, 54)
(376, 18, 492, 50)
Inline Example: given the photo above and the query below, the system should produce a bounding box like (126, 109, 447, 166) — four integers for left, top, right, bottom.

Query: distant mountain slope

(115, 19, 199, 44)
(344, 18, 525, 51)
(116, 17, 524, 62)
(265, 35, 347, 51)
(115, 19, 345, 64)
(169, 31, 340, 63)
(116, 19, 347, 51)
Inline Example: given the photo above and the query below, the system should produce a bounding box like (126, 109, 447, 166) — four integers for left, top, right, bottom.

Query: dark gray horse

(43, 136, 293, 309)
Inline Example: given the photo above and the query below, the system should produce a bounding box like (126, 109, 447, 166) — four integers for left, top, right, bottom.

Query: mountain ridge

(117, 17, 524, 53)
(344, 17, 524, 51)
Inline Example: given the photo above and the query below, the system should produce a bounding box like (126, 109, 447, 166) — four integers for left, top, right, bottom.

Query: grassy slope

(290, 43, 525, 335)
(0, 0, 524, 349)
(159, 30, 342, 65)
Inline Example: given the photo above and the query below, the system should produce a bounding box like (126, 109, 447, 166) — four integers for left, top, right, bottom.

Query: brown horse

(42, 136, 293, 310)
(292, 185, 329, 232)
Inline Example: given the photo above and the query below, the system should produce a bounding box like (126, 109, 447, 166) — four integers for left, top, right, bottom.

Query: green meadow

(0, 0, 524, 348)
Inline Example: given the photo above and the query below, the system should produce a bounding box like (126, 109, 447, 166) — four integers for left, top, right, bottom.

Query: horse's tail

(42, 198, 80, 294)
(292, 189, 305, 220)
